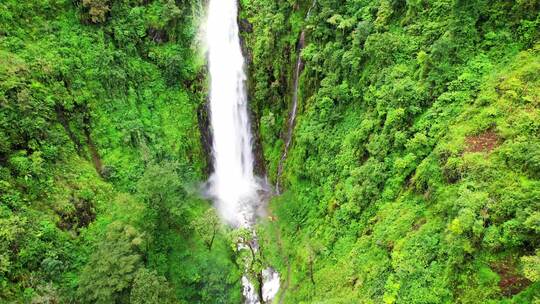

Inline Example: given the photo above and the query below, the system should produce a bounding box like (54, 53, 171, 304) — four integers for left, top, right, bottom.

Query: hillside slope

(0, 1, 241, 303)
(241, 0, 540, 303)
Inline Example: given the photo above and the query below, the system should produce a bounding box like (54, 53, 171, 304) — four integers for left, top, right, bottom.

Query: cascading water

(206, 0, 258, 228)
(205, 0, 279, 302)
(275, 0, 316, 194)
(275, 31, 305, 194)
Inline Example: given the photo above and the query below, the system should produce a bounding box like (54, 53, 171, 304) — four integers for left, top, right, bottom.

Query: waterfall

(275, 31, 305, 194)
(206, 0, 258, 227)
(275, 0, 316, 194)
(205, 0, 279, 302)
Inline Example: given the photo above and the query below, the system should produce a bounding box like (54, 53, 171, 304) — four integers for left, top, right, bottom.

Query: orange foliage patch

(491, 261, 531, 296)
(465, 129, 501, 153)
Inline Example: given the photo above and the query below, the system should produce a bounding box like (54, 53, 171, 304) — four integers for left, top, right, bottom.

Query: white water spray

(205, 0, 279, 302)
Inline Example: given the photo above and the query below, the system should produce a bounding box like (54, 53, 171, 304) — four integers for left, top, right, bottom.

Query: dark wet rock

(147, 27, 169, 44)
(239, 18, 253, 33)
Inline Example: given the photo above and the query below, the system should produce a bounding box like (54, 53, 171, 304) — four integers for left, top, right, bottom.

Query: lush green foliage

(242, 0, 540, 303)
(3, 0, 540, 303)
(0, 0, 242, 303)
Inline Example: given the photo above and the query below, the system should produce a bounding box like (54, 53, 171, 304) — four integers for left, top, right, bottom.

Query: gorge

(205, 0, 279, 302)
(0, 0, 539, 303)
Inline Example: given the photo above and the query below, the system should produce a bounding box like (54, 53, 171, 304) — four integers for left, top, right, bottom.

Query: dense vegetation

(2, 0, 540, 303)
(241, 0, 540, 303)
(0, 0, 242, 303)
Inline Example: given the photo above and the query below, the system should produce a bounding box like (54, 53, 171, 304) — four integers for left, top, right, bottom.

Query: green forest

(1, 0, 539, 303)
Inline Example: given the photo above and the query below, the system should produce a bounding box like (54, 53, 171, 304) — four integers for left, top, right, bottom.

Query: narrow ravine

(205, 0, 279, 302)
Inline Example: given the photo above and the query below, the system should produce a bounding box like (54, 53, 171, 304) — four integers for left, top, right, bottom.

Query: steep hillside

(0, 1, 241, 303)
(241, 0, 540, 303)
